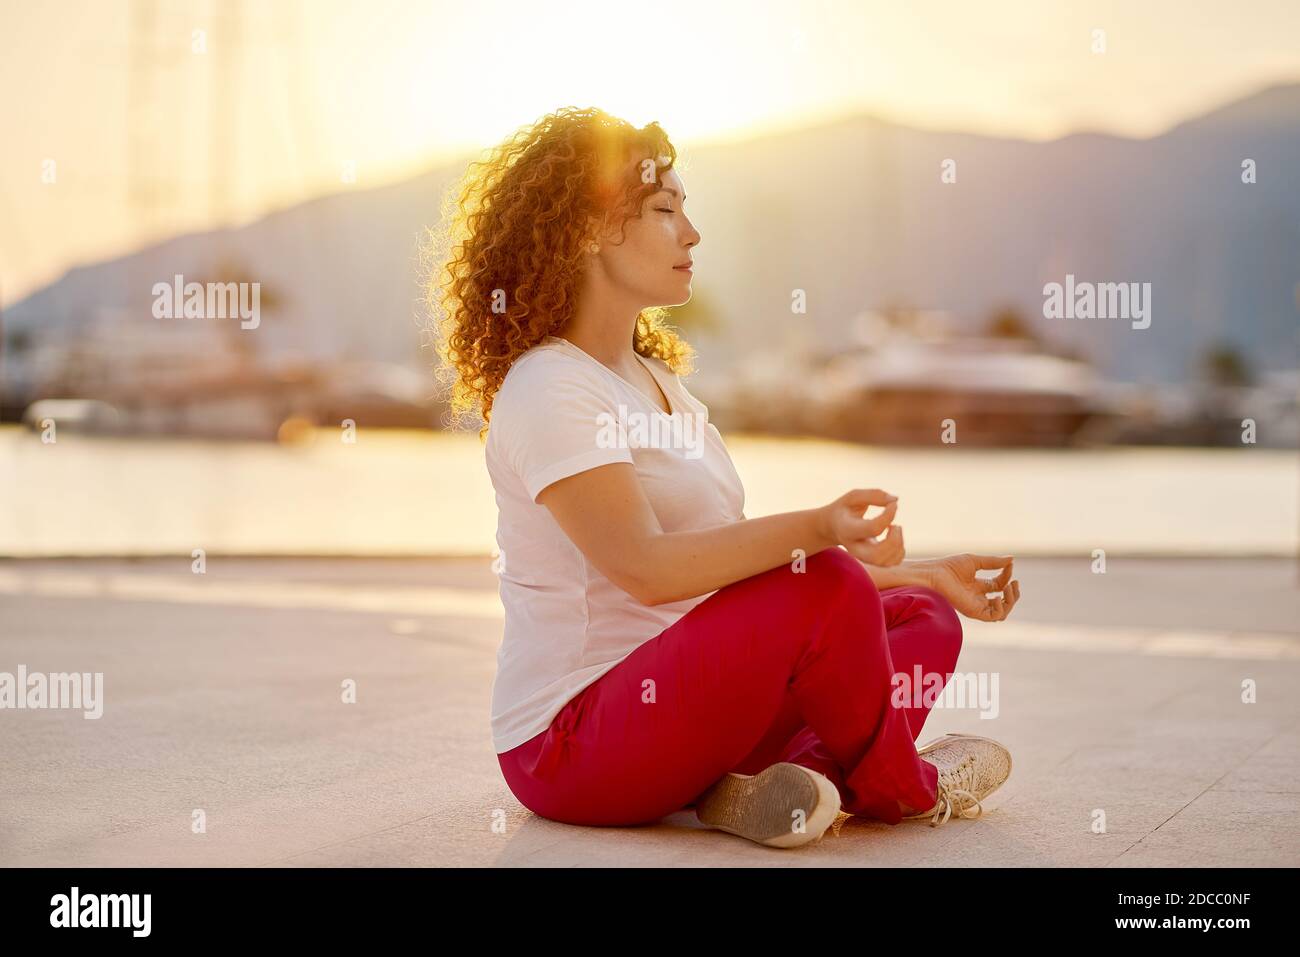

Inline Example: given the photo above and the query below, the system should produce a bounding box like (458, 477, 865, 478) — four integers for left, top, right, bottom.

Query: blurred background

(1, 0, 1297, 558)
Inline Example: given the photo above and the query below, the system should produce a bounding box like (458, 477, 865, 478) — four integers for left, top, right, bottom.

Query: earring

(589, 242, 600, 254)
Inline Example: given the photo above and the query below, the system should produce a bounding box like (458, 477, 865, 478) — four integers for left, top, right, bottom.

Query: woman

(429, 107, 1021, 849)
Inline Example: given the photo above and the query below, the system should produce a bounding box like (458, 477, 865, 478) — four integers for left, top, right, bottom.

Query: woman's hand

(916, 553, 1021, 622)
(818, 488, 905, 566)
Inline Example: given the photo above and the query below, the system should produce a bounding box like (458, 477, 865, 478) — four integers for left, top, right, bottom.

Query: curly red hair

(425, 106, 696, 435)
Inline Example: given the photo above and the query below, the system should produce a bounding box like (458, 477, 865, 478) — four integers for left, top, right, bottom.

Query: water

(3, 426, 1295, 557)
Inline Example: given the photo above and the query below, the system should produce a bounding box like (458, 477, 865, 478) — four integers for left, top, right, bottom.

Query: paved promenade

(1, 557, 1296, 866)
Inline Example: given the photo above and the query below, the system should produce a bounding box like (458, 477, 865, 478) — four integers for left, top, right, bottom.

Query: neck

(558, 273, 643, 367)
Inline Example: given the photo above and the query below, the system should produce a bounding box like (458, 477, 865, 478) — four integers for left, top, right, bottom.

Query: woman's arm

(536, 462, 903, 605)
(860, 560, 933, 591)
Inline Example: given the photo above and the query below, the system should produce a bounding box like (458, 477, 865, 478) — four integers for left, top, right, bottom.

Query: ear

(583, 214, 608, 250)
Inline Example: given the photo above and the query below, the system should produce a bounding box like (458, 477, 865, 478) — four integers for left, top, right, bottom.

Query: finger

(866, 525, 904, 565)
(845, 488, 898, 510)
(1001, 584, 1018, 618)
(857, 501, 898, 539)
(867, 541, 903, 567)
(988, 595, 1006, 620)
(884, 526, 905, 564)
(844, 497, 896, 527)
(973, 554, 1014, 571)
(838, 516, 881, 545)
(987, 563, 1014, 592)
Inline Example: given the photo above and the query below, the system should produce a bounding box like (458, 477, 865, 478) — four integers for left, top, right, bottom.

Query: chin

(643, 275, 693, 308)
(664, 282, 693, 308)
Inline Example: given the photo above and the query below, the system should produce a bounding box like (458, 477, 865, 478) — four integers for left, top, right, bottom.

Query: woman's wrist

(864, 558, 933, 591)
(811, 504, 838, 553)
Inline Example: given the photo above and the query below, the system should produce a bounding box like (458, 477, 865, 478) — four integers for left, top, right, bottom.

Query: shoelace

(923, 755, 984, 827)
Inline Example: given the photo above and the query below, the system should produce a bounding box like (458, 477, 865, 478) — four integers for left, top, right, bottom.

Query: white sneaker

(902, 734, 1012, 827)
(695, 762, 842, 848)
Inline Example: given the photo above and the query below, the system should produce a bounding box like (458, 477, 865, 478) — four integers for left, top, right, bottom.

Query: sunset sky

(3, 0, 1298, 302)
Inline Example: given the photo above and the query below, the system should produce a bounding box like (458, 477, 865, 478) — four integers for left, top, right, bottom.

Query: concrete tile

(1110, 790, 1300, 867)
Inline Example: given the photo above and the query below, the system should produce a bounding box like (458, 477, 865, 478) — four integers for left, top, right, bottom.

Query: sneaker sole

(695, 763, 842, 849)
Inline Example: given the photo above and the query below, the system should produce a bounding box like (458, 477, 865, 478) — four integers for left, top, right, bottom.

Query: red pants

(497, 547, 962, 826)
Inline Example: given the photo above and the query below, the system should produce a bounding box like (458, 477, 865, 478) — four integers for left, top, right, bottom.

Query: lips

(673, 262, 693, 271)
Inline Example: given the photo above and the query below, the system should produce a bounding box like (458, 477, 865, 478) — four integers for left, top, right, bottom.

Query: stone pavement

(1, 557, 1296, 867)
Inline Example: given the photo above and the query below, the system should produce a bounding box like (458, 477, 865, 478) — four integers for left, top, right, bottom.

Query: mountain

(6, 84, 1299, 390)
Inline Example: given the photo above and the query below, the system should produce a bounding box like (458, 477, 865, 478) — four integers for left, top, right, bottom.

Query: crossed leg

(498, 551, 959, 827)
(722, 584, 964, 813)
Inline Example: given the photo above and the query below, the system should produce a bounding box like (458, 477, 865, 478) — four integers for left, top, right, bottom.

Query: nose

(683, 216, 701, 249)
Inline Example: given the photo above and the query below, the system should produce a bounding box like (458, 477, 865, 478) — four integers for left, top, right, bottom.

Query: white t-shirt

(484, 334, 747, 753)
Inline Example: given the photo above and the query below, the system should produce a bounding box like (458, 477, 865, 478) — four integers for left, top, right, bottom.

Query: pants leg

(725, 584, 965, 809)
(496, 547, 944, 826)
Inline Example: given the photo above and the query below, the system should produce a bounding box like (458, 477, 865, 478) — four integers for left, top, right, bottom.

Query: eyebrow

(656, 187, 686, 202)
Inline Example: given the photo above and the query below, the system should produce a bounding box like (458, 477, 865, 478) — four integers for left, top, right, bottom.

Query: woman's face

(593, 167, 701, 308)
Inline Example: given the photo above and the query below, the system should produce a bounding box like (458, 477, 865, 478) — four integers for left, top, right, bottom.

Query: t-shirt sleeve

(492, 357, 635, 503)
